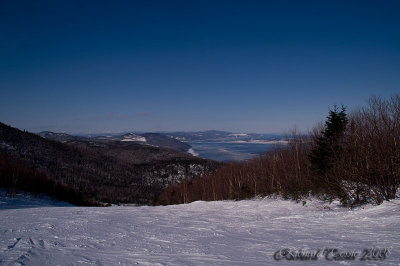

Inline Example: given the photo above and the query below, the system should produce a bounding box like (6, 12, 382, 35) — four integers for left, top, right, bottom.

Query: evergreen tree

(309, 105, 348, 176)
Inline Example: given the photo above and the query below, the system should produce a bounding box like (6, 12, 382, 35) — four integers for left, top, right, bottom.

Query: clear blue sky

(1, 0, 399, 134)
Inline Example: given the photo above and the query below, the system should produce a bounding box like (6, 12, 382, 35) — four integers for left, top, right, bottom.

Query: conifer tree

(309, 105, 348, 176)
(309, 105, 348, 202)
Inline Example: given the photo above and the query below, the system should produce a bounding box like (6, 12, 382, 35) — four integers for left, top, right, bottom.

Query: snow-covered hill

(0, 193, 399, 265)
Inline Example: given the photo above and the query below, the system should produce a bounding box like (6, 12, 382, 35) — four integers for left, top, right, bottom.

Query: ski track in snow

(0, 194, 399, 265)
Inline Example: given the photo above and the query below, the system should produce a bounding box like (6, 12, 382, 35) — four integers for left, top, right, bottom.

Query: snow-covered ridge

(1, 193, 399, 265)
(120, 133, 146, 142)
(230, 133, 249, 137)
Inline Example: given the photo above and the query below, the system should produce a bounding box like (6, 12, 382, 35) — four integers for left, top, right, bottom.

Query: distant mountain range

(38, 130, 286, 151)
(38, 131, 191, 152)
(164, 130, 286, 143)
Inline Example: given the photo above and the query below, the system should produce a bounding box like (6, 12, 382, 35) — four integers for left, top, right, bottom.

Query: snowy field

(1, 193, 399, 265)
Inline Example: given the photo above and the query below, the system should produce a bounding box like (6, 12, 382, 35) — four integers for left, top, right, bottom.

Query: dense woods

(0, 155, 90, 205)
(157, 95, 400, 207)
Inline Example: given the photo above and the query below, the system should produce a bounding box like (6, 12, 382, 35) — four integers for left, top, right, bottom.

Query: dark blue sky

(1, 0, 399, 133)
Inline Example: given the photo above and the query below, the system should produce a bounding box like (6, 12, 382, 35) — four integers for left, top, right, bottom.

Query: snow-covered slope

(0, 194, 399, 265)
(0, 191, 72, 210)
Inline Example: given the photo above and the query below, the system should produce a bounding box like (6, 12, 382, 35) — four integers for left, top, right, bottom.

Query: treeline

(157, 95, 400, 207)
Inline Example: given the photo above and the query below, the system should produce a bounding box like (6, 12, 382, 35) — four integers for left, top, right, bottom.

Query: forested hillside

(0, 123, 220, 205)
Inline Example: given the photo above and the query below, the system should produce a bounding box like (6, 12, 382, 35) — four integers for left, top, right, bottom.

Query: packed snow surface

(0, 193, 399, 265)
